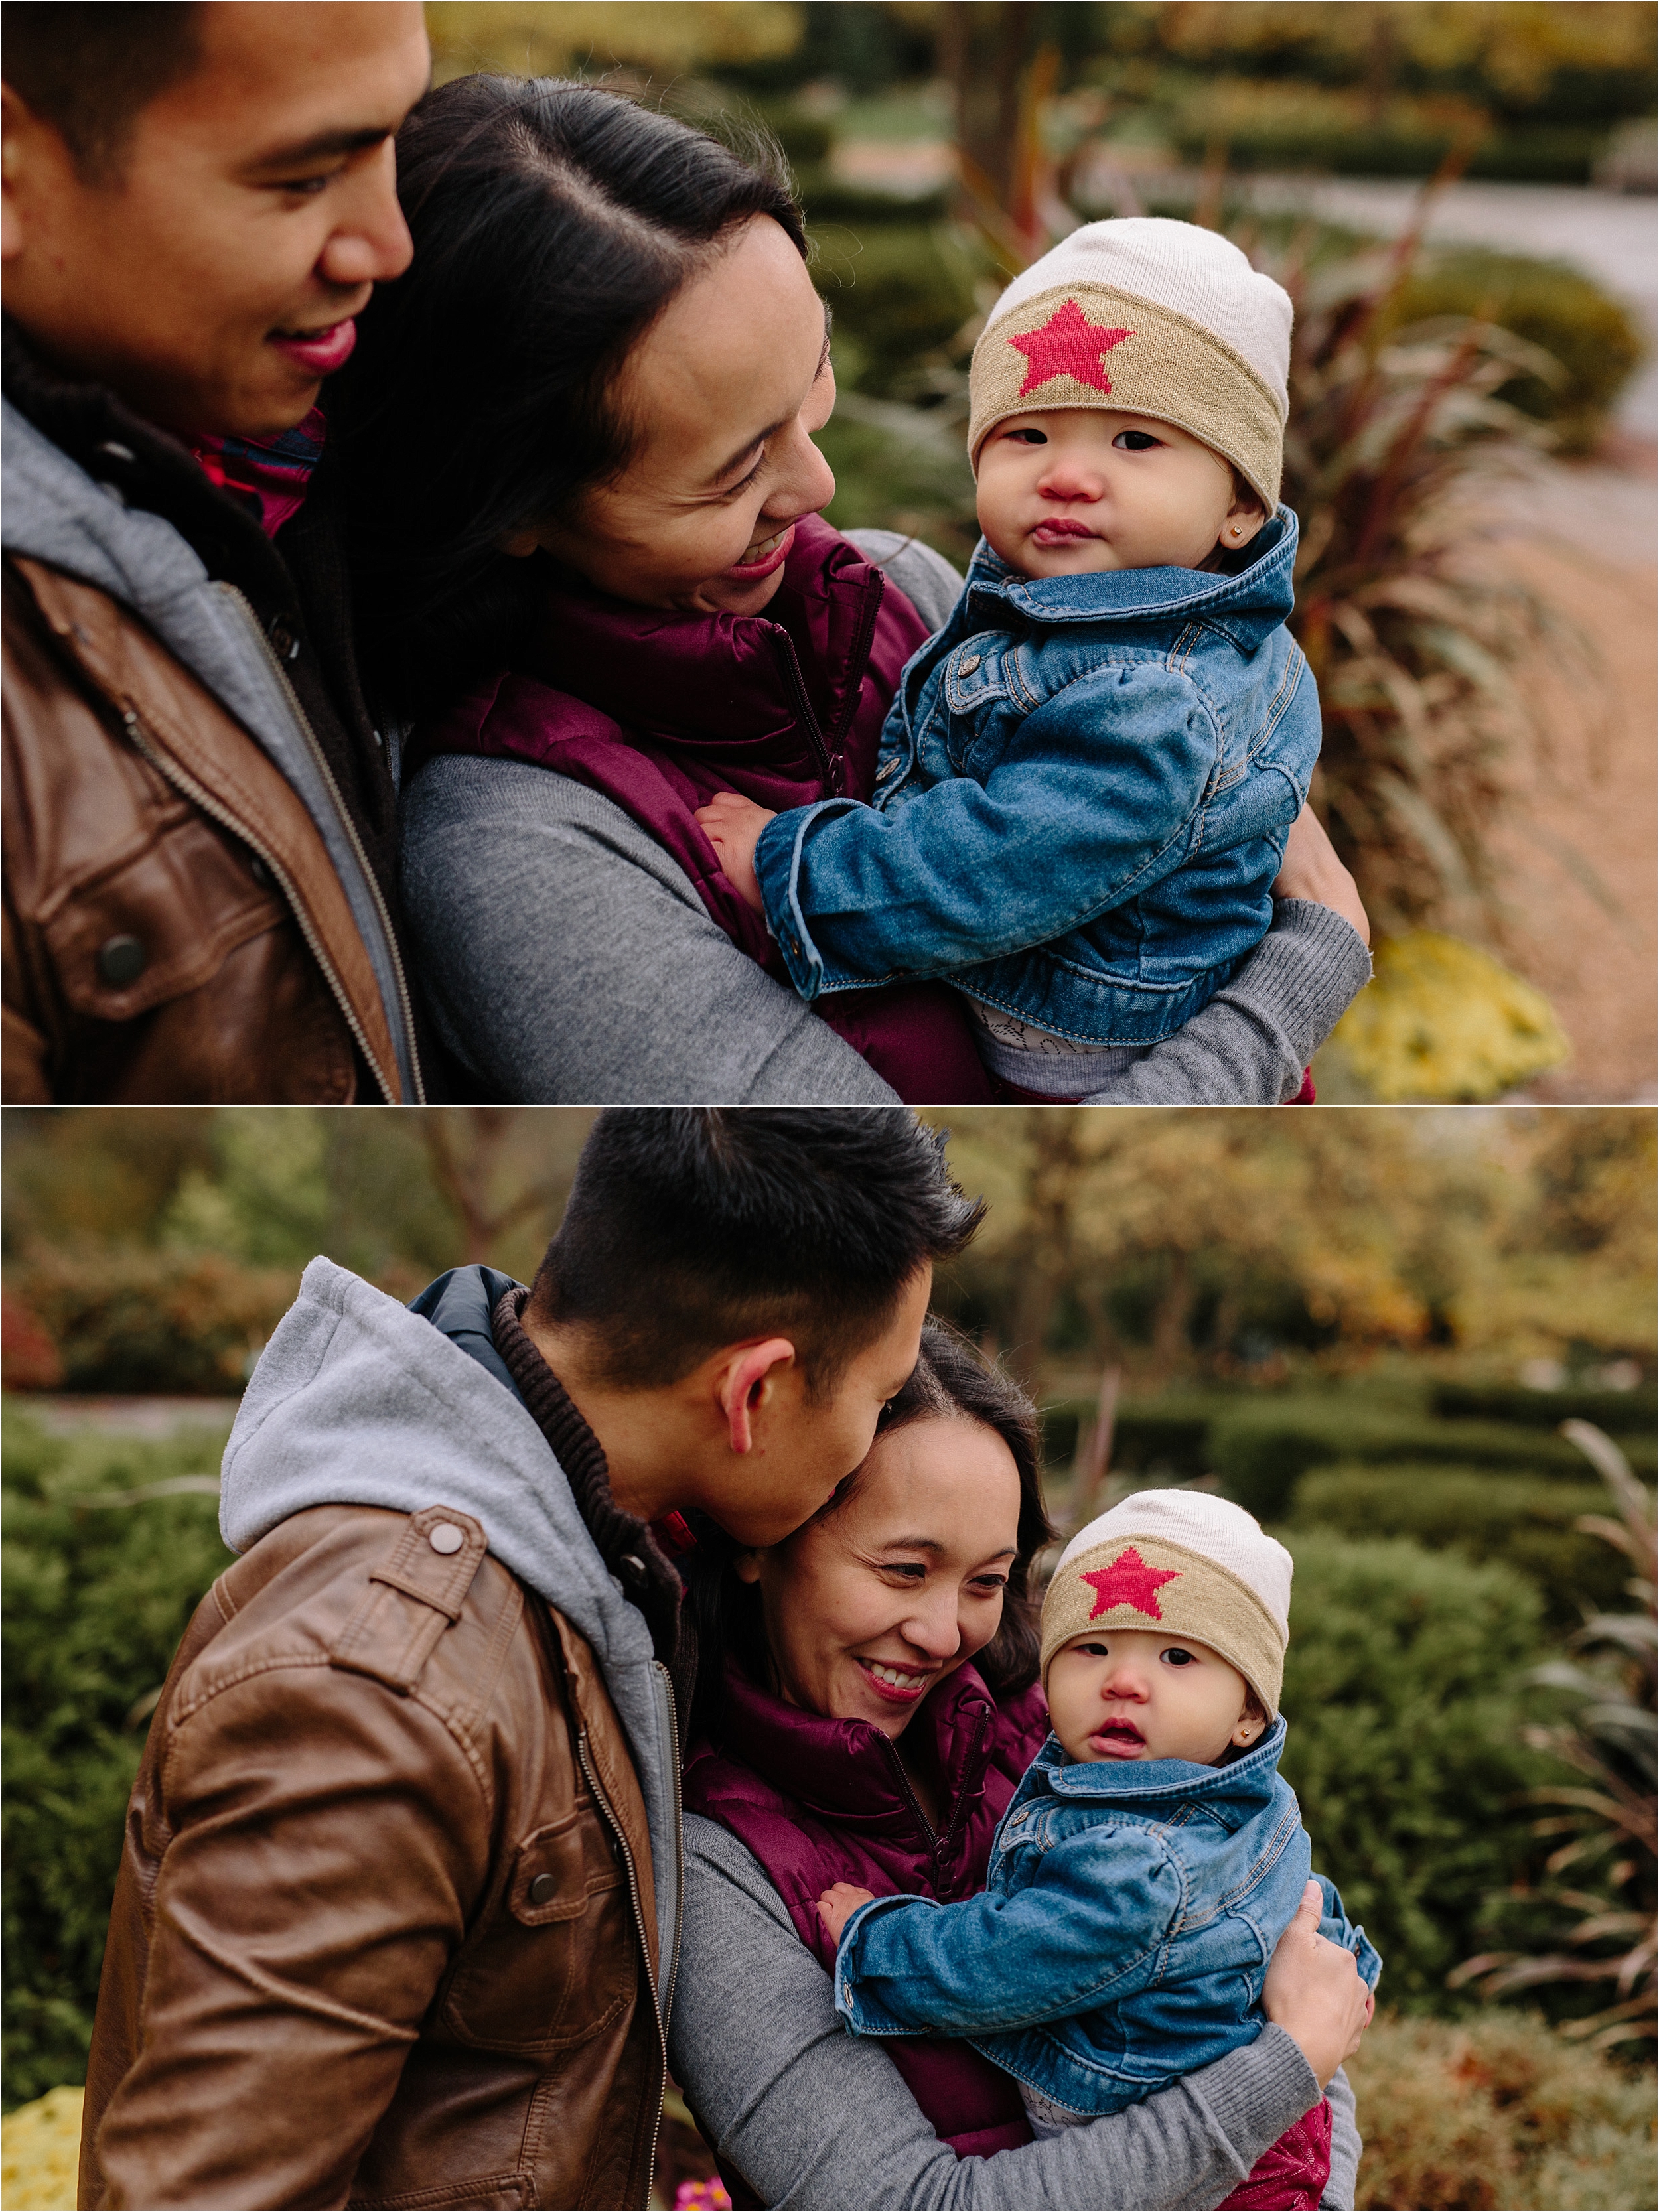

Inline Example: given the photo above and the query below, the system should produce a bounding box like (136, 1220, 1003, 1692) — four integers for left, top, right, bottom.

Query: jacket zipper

(823, 566, 885, 768)
(117, 707, 399, 1104)
(216, 583, 426, 1101)
(931, 1708, 988, 1896)
(769, 631, 835, 787)
(655, 1661, 686, 2030)
(880, 1734, 937, 1851)
(577, 1726, 670, 2211)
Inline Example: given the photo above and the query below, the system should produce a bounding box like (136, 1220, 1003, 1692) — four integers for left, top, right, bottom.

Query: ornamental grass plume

(1451, 1421, 1656, 2053)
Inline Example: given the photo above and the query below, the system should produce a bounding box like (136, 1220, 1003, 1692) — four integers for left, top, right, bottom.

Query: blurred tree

(425, 2, 805, 86)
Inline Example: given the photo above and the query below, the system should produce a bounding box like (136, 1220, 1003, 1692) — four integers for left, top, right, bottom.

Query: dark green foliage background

(1281, 1533, 1552, 2010)
(3, 1413, 235, 2108)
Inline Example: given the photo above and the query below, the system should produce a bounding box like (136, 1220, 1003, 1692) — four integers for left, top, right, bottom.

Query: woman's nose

(899, 1592, 964, 1662)
(770, 420, 836, 521)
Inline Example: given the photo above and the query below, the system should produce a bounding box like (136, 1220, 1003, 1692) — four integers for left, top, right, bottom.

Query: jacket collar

(528, 514, 879, 766)
(717, 1657, 998, 1838)
(1033, 1713, 1289, 1820)
(964, 507, 1299, 651)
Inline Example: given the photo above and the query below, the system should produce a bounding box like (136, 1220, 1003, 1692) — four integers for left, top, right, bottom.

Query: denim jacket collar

(963, 506, 1299, 653)
(1031, 1714, 1289, 1830)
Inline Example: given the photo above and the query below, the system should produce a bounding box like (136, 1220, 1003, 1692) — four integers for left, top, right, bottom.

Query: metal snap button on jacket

(528, 1872, 558, 1907)
(958, 653, 981, 675)
(96, 934, 147, 988)
(429, 1523, 465, 1556)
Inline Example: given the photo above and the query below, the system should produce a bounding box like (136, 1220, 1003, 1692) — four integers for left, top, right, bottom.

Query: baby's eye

(1112, 430, 1162, 451)
(1161, 1647, 1196, 1665)
(1008, 427, 1048, 445)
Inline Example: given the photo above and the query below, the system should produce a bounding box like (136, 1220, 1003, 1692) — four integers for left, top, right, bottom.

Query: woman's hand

(695, 791, 776, 917)
(1273, 806, 1370, 947)
(1262, 1882, 1374, 2089)
(816, 1882, 876, 1947)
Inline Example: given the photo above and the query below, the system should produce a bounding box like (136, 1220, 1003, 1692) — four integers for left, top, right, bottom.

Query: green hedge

(1281, 1532, 1553, 2008)
(1430, 1382, 1656, 1436)
(3, 1413, 236, 2107)
(5, 1249, 295, 1397)
(1288, 1467, 1629, 1629)
(1375, 250, 1645, 454)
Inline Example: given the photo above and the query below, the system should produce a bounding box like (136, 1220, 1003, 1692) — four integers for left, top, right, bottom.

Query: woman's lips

(269, 319, 358, 377)
(855, 1656, 934, 1704)
(723, 522, 796, 581)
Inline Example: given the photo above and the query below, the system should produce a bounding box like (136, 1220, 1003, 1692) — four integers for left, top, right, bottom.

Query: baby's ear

(1232, 1688, 1269, 1746)
(1220, 473, 1268, 553)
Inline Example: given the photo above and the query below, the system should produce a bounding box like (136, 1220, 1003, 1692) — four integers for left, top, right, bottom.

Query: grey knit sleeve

(1076, 901, 1373, 1105)
(399, 757, 900, 1105)
(668, 1815, 1325, 2211)
(1322, 2067, 1361, 2211)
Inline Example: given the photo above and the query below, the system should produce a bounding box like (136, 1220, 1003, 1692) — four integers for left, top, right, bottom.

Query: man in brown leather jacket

(3, 3, 431, 1101)
(79, 1110, 983, 2209)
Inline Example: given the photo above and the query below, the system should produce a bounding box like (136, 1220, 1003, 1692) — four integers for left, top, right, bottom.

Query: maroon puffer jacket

(409, 516, 992, 1105)
(683, 1659, 1050, 2166)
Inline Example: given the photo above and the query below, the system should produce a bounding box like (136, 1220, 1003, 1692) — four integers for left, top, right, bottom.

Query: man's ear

(715, 1338, 797, 1455)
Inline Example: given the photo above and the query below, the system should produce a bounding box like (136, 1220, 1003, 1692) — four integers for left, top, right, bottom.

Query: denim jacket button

(958, 653, 981, 675)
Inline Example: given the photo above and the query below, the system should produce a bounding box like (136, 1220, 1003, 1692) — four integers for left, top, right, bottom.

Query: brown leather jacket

(79, 1503, 666, 2211)
(3, 557, 409, 1103)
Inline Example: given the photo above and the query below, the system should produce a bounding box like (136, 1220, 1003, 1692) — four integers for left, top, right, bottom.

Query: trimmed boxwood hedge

(1429, 1381, 1656, 1436)
(1281, 1531, 1553, 2009)
(1287, 1466, 1629, 1629)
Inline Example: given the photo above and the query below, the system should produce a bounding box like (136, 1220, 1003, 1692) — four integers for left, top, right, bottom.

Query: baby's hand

(817, 1882, 876, 1947)
(695, 791, 775, 917)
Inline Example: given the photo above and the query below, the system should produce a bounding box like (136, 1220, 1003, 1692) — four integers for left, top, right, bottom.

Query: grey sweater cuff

(1251, 902, 1373, 1067)
(1191, 2024, 1323, 2170)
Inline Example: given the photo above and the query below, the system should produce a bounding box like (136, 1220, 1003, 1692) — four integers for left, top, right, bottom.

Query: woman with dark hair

(338, 74, 1372, 1105)
(669, 1322, 1364, 2207)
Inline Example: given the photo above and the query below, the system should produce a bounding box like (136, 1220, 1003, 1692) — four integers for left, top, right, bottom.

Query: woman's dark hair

(332, 74, 808, 719)
(685, 1318, 1054, 1741)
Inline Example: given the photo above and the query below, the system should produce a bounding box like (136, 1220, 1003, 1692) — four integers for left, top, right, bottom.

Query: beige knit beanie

(968, 218, 1293, 510)
(1041, 1489, 1293, 1717)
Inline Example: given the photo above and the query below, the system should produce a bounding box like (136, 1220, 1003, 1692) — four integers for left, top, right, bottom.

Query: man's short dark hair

(529, 1109, 985, 1397)
(2, 3, 202, 182)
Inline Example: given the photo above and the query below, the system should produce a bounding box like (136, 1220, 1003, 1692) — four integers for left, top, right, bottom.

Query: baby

(816, 1491, 1381, 2209)
(699, 218, 1323, 1098)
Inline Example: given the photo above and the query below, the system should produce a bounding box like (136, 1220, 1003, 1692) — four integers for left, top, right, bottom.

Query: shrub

(808, 222, 979, 399)
(1289, 1467, 1629, 1629)
(1432, 1383, 1657, 1436)
(3, 1414, 236, 2107)
(1347, 2008, 1656, 2210)
(1214, 1407, 1648, 1523)
(1281, 1531, 1551, 2006)
(1374, 249, 1644, 454)
(6, 1247, 297, 1396)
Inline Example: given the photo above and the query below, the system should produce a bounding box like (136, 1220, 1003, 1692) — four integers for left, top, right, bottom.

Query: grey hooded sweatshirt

(218, 1255, 680, 1974)
(1, 397, 422, 1099)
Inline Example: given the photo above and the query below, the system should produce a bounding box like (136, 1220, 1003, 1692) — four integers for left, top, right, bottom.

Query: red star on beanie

(1080, 1545, 1181, 1620)
(1008, 299, 1135, 398)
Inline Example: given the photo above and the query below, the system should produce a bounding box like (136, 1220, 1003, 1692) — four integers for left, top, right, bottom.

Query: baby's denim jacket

(832, 1718, 1382, 2118)
(753, 510, 1321, 1048)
